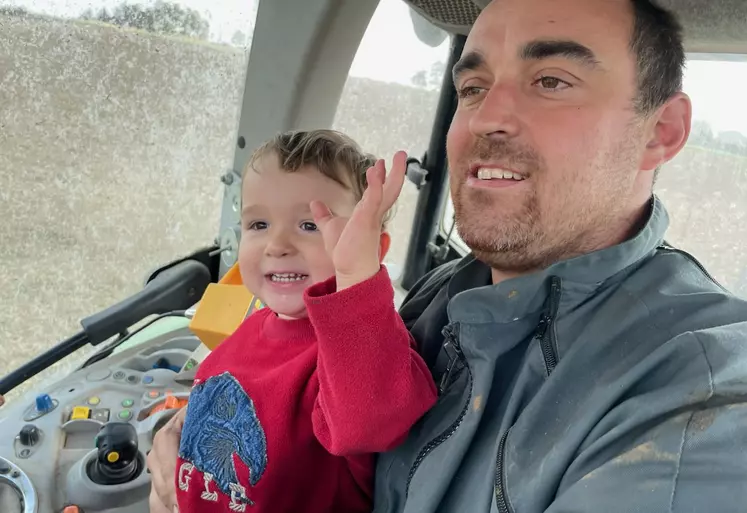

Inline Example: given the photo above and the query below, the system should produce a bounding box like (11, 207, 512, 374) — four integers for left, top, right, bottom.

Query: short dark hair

(629, 0, 686, 115)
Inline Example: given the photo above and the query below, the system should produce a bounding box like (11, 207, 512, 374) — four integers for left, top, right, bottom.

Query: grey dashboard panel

(0, 323, 201, 513)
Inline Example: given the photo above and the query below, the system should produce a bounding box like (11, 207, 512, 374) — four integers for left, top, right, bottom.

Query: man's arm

(546, 329, 747, 512)
(546, 401, 747, 512)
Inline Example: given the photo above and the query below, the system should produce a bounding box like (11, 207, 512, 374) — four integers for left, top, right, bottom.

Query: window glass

(332, 0, 450, 278)
(0, 0, 258, 400)
(440, 56, 747, 298)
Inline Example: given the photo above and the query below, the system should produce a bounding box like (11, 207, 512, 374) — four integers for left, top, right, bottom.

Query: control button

(19, 425, 40, 446)
(106, 451, 120, 463)
(117, 410, 132, 421)
(126, 375, 138, 384)
(91, 409, 110, 423)
(121, 399, 134, 408)
(71, 406, 91, 421)
(142, 375, 154, 385)
(147, 390, 161, 399)
(35, 393, 55, 413)
(87, 396, 101, 406)
(113, 371, 126, 380)
(86, 369, 111, 381)
(0, 459, 10, 474)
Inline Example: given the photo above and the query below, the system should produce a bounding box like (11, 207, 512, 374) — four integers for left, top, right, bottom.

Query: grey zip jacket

(374, 196, 747, 512)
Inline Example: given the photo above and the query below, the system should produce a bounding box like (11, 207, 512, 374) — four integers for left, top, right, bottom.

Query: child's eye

(246, 221, 268, 231)
(300, 221, 318, 232)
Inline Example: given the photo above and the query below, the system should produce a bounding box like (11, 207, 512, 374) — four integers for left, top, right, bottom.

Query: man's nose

(468, 81, 521, 140)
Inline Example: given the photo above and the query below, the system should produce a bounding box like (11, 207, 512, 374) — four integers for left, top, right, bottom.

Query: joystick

(87, 422, 141, 485)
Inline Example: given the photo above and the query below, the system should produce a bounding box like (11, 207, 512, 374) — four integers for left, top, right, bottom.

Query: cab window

(0, 0, 258, 397)
(333, 0, 450, 279)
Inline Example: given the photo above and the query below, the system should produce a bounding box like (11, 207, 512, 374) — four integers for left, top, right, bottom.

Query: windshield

(442, 55, 747, 298)
(0, 0, 448, 400)
(0, 0, 259, 399)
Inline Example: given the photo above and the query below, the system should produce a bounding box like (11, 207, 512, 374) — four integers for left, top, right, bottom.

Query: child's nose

(265, 233, 295, 257)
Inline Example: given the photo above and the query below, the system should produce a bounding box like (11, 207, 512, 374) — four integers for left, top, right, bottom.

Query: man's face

(447, 0, 654, 274)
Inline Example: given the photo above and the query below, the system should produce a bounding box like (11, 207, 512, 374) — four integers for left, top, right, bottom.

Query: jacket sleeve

(304, 266, 438, 457)
(545, 331, 747, 513)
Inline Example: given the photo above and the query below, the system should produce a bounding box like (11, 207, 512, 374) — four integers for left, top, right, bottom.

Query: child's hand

(311, 151, 407, 291)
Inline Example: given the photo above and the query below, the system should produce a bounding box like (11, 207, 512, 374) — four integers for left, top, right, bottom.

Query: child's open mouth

(267, 272, 309, 284)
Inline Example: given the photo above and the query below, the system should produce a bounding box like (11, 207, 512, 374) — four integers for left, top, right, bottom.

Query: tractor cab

(1, 0, 746, 511)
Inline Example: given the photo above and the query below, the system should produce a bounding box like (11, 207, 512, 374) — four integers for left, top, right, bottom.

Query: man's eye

(247, 221, 267, 230)
(300, 221, 318, 232)
(534, 76, 571, 91)
(457, 85, 485, 99)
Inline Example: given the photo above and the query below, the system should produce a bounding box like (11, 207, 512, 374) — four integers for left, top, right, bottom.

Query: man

(149, 0, 747, 511)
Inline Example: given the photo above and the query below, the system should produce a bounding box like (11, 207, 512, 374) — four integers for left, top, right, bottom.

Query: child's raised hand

(311, 151, 407, 291)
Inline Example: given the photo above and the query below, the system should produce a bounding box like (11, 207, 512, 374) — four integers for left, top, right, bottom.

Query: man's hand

(147, 407, 186, 513)
(311, 151, 407, 291)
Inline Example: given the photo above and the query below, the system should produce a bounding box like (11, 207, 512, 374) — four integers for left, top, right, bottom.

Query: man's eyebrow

(520, 39, 602, 69)
(452, 51, 486, 85)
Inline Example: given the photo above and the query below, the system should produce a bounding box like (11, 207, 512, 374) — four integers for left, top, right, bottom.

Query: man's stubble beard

(449, 129, 641, 274)
(450, 137, 558, 273)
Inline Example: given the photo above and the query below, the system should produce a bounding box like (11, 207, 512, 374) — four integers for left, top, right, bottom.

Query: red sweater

(175, 267, 437, 513)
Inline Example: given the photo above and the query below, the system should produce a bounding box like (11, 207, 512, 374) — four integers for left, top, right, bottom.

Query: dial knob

(19, 424, 40, 446)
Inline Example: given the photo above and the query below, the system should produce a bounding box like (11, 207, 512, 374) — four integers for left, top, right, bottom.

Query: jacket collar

(447, 196, 670, 324)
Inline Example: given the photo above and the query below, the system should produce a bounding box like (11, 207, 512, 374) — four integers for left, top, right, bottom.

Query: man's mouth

(473, 166, 526, 182)
(267, 272, 308, 283)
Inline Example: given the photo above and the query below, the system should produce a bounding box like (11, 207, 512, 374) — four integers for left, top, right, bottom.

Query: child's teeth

(271, 273, 307, 282)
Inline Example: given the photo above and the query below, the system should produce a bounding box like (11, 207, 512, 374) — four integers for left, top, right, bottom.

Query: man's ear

(640, 92, 692, 172)
(379, 232, 391, 263)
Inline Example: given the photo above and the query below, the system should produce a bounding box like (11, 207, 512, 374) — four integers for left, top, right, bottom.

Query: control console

(0, 319, 203, 513)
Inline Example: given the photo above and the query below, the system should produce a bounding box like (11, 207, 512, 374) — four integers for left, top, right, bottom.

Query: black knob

(88, 422, 141, 485)
(19, 425, 40, 446)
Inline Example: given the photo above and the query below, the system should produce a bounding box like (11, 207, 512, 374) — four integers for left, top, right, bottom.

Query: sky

(4, 0, 747, 135)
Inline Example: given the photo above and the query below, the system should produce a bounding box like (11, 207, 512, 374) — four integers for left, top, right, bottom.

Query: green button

(121, 399, 134, 408)
(118, 410, 132, 421)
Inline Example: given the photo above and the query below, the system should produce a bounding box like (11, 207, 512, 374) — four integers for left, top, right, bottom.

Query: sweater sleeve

(304, 266, 438, 456)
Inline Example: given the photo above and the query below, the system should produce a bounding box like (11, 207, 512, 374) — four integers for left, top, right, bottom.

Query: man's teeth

(270, 273, 307, 283)
(476, 168, 525, 181)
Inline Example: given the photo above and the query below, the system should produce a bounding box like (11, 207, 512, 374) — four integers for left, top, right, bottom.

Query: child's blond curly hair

(245, 129, 394, 227)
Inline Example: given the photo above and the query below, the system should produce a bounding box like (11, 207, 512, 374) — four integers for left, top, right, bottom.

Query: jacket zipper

(494, 277, 562, 513)
(538, 276, 562, 375)
(658, 244, 725, 290)
(405, 323, 472, 498)
(438, 334, 464, 394)
(494, 429, 512, 513)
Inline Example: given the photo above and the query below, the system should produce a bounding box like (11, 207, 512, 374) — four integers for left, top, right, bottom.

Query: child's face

(238, 153, 358, 319)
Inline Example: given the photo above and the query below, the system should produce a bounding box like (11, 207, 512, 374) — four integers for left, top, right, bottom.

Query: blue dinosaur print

(179, 372, 268, 498)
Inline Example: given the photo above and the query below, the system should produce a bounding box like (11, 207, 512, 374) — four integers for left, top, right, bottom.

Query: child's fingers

(360, 166, 384, 215)
(381, 151, 407, 212)
(310, 200, 334, 228)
